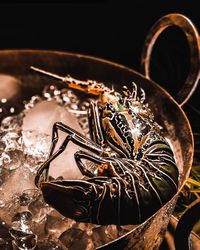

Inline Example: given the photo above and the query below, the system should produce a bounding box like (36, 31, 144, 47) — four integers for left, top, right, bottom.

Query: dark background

(0, 1, 199, 69)
(0, 0, 199, 130)
(1, 2, 199, 244)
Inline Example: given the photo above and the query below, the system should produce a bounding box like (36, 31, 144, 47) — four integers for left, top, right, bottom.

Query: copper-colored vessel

(0, 14, 199, 249)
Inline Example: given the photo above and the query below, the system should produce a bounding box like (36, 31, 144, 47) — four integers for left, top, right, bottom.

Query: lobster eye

(118, 98, 123, 104)
(102, 109, 112, 118)
(122, 85, 128, 90)
(128, 109, 132, 115)
(105, 102, 115, 112)
(126, 101, 131, 108)
(99, 106, 103, 111)
(106, 103, 110, 109)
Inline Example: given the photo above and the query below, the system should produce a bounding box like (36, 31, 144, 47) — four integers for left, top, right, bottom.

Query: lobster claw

(40, 179, 102, 223)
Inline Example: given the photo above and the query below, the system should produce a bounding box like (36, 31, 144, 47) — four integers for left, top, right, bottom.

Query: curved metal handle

(141, 13, 200, 106)
(174, 199, 200, 250)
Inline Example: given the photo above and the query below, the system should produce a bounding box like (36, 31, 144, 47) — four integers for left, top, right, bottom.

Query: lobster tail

(87, 132, 179, 225)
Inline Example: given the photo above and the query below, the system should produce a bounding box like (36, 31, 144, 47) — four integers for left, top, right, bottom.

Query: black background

(0, 0, 199, 129)
(0, 1, 199, 68)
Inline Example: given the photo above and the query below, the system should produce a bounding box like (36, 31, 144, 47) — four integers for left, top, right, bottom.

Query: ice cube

(11, 211, 33, 234)
(0, 167, 10, 186)
(0, 219, 13, 249)
(0, 165, 35, 220)
(27, 193, 55, 241)
(22, 130, 50, 173)
(36, 238, 67, 250)
(44, 214, 71, 238)
(2, 150, 24, 171)
(90, 226, 108, 247)
(88, 224, 124, 248)
(0, 130, 23, 172)
(28, 193, 50, 224)
(9, 210, 37, 250)
(23, 100, 83, 179)
(59, 227, 89, 250)
(0, 139, 6, 154)
(10, 230, 37, 250)
(22, 100, 81, 134)
(104, 225, 119, 241)
(0, 74, 21, 100)
(1, 114, 24, 132)
(22, 131, 50, 158)
(19, 189, 41, 207)
(2, 130, 22, 151)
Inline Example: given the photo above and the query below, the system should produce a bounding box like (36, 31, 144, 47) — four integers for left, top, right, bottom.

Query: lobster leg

(49, 122, 104, 157)
(74, 150, 121, 180)
(88, 102, 105, 146)
(35, 123, 107, 187)
(38, 151, 125, 225)
(74, 150, 112, 177)
(35, 134, 75, 187)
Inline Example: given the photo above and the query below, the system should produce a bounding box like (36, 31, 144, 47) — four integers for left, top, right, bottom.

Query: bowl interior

(0, 49, 194, 249)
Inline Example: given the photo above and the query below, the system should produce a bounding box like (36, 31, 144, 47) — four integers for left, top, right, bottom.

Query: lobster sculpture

(32, 66, 179, 225)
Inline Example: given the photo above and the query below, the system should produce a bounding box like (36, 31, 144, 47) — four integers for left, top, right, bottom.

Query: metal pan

(0, 13, 199, 250)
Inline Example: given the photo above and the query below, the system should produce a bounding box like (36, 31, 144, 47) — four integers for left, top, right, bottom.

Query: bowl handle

(141, 13, 200, 107)
(174, 199, 200, 250)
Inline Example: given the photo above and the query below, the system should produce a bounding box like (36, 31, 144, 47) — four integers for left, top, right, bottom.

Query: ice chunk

(0, 167, 10, 186)
(11, 211, 33, 233)
(2, 150, 24, 171)
(0, 219, 13, 249)
(2, 130, 22, 151)
(45, 213, 71, 239)
(59, 227, 89, 250)
(28, 192, 50, 224)
(22, 100, 81, 134)
(0, 166, 35, 224)
(0, 129, 23, 171)
(1, 114, 24, 132)
(22, 130, 50, 173)
(10, 229, 37, 250)
(19, 189, 41, 207)
(36, 238, 67, 250)
(23, 100, 83, 179)
(10, 211, 37, 250)
(23, 131, 50, 158)
(0, 74, 21, 100)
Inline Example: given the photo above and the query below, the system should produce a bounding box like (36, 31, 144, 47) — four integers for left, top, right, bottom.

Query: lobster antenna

(30, 66, 65, 81)
(131, 82, 137, 100)
(123, 96, 127, 105)
(111, 85, 115, 92)
(140, 88, 146, 102)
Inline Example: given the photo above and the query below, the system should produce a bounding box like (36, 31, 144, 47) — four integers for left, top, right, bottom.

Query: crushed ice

(0, 84, 134, 249)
